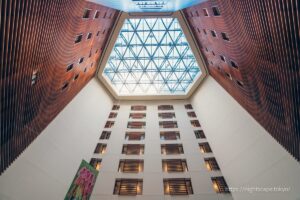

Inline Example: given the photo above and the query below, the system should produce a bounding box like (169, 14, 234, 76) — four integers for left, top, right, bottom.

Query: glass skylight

(102, 17, 201, 96)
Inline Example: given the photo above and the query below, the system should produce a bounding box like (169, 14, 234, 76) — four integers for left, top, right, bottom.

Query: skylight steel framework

(97, 11, 207, 100)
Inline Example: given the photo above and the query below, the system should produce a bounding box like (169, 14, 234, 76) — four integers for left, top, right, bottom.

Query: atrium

(0, 0, 299, 200)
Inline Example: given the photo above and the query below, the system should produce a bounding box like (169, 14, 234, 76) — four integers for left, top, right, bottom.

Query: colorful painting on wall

(65, 160, 99, 200)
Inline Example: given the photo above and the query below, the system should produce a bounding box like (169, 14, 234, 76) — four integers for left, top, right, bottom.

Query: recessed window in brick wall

(212, 6, 221, 16)
(75, 34, 83, 43)
(83, 8, 91, 18)
(211, 30, 217, 37)
(220, 55, 226, 62)
(31, 70, 38, 85)
(87, 32, 92, 40)
(221, 32, 230, 41)
(203, 8, 209, 16)
(66, 64, 73, 72)
(94, 10, 100, 19)
(230, 60, 239, 69)
(78, 57, 84, 64)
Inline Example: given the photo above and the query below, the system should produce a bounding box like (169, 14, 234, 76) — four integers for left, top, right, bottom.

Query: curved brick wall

(184, 0, 299, 161)
(0, 0, 119, 174)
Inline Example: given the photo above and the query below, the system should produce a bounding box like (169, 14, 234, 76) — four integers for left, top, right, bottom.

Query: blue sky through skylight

(102, 17, 201, 96)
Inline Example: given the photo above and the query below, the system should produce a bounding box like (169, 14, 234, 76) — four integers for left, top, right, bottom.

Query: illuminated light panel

(102, 17, 202, 96)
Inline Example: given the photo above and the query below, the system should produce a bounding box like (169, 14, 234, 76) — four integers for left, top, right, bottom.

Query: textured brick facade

(184, 0, 300, 160)
(0, 0, 119, 174)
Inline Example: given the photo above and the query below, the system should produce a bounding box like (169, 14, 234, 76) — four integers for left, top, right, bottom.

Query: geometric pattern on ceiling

(102, 17, 202, 95)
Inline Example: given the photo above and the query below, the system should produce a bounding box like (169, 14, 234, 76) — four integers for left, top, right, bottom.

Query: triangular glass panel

(102, 17, 202, 96)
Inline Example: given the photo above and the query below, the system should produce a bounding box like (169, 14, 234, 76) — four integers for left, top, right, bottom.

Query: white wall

(91, 100, 233, 200)
(191, 76, 300, 200)
(0, 79, 113, 200)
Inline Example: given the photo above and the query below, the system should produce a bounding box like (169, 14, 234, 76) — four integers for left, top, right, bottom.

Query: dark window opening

(185, 104, 193, 109)
(236, 80, 244, 87)
(94, 143, 107, 154)
(212, 6, 221, 16)
(211, 177, 230, 193)
(125, 132, 145, 141)
(94, 10, 100, 19)
(191, 120, 201, 127)
(74, 74, 79, 81)
(82, 9, 91, 18)
(100, 131, 111, 140)
(62, 82, 69, 90)
(220, 55, 226, 62)
(162, 159, 188, 172)
(113, 179, 143, 195)
(67, 64, 74, 72)
(109, 112, 118, 118)
(164, 179, 193, 195)
(75, 34, 83, 43)
(131, 105, 146, 111)
(79, 57, 84, 64)
(112, 105, 120, 110)
(159, 121, 178, 129)
(87, 32, 92, 40)
(199, 142, 212, 153)
(221, 32, 229, 41)
(129, 113, 146, 119)
(105, 121, 115, 128)
(204, 158, 220, 171)
(118, 160, 144, 173)
(122, 144, 144, 155)
(230, 60, 239, 69)
(211, 30, 217, 37)
(203, 8, 209, 16)
(90, 158, 102, 170)
(194, 130, 206, 139)
(158, 112, 176, 119)
(160, 131, 180, 140)
(161, 144, 184, 155)
(31, 70, 38, 85)
(187, 112, 197, 118)
(127, 121, 146, 129)
(158, 105, 174, 110)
